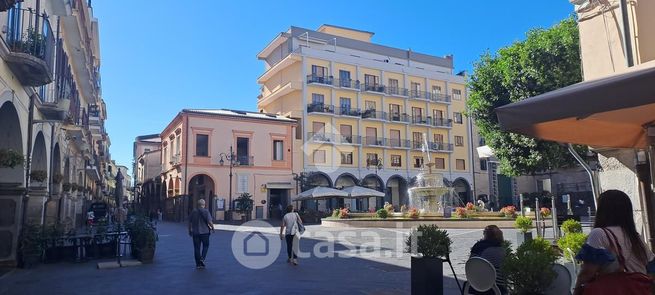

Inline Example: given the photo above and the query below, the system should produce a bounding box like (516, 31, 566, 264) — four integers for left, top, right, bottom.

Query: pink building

(158, 109, 297, 220)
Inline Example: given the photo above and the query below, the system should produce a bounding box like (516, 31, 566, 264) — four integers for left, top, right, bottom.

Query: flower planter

(516, 231, 533, 245)
(138, 247, 155, 263)
(411, 256, 444, 295)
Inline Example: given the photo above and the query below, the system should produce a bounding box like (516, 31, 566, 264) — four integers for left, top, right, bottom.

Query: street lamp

(218, 146, 239, 217)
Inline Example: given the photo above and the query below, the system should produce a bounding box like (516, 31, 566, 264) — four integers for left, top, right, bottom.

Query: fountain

(408, 134, 464, 215)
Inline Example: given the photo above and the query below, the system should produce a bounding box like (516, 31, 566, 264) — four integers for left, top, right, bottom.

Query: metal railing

(3, 7, 56, 65)
(428, 92, 452, 103)
(362, 83, 385, 93)
(388, 113, 410, 123)
(334, 78, 359, 89)
(411, 116, 430, 125)
(431, 118, 452, 127)
(336, 134, 361, 144)
(306, 74, 332, 86)
(386, 138, 411, 148)
(237, 156, 254, 166)
(334, 107, 361, 117)
(363, 137, 385, 146)
(428, 142, 454, 151)
(385, 86, 408, 97)
(361, 109, 386, 120)
(307, 103, 334, 114)
(307, 132, 335, 143)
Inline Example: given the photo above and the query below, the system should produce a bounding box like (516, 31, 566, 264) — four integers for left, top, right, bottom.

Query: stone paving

(0, 221, 543, 295)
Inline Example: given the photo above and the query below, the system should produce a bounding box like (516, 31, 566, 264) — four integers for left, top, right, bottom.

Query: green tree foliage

(467, 17, 584, 176)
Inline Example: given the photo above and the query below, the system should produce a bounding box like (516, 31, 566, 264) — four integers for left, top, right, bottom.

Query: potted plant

(30, 170, 47, 184)
(52, 173, 64, 184)
(500, 205, 517, 218)
(235, 192, 254, 221)
(0, 148, 24, 168)
(19, 223, 44, 268)
(503, 238, 557, 294)
(561, 219, 582, 235)
(126, 216, 156, 263)
(406, 224, 452, 295)
(376, 208, 388, 219)
(515, 216, 533, 245)
(557, 232, 587, 262)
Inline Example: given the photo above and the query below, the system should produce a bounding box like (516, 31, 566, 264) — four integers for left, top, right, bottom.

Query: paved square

(0, 221, 536, 295)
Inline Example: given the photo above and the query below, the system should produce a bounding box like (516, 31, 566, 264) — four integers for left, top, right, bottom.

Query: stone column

(0, 186, 25, 266)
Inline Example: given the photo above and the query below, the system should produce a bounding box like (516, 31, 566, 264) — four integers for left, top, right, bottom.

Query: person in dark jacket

(466, 225, 508, 295)
(188, 199, 214, 269)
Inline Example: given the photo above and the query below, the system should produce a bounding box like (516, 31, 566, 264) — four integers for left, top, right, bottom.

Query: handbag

(295, 213, 305, 235)
(582, 228, 652, 295)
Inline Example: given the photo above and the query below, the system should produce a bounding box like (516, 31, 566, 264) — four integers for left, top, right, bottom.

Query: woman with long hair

(574, 190, 655, 295)
(466, 225, 508, 294)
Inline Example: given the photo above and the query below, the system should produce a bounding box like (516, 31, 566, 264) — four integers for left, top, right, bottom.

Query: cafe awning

(341, 186, 385, 198)
(496, 61, 655, 149)
(293, 186, 349, 201)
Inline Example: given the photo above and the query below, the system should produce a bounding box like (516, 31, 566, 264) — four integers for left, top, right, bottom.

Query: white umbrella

(341, 186, 385, 198)
(294, 186, 349, 201)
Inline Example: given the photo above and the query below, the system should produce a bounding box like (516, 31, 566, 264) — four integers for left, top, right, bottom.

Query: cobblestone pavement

(0, 221, 541, 295)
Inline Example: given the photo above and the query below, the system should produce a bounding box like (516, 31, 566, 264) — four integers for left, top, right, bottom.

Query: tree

(235, 192, 254, 220)
(467, 17, 584, 176)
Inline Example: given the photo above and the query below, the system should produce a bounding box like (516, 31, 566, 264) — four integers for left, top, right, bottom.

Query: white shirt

(586, 226, 654, 274)
(283, 212, 300, 235)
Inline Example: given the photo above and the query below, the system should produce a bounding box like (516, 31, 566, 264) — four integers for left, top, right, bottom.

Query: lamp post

(218, 146, 239, 219)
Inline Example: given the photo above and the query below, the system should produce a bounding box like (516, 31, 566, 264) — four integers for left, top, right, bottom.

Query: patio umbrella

(293, 186, 349, 201)
(341, 186, 385, 198)
(496, 61, 655, 149)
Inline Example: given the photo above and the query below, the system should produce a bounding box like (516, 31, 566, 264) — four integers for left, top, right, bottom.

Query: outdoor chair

(544, 263, 572, 295)
(463, 257, 502, 295)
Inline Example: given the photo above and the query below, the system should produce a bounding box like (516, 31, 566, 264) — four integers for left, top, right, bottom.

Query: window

(170, 138, 175, 161)
(366, 153, 379, 165)
(455, 136, 464, 146)
(454, 112, 463, 124)
(312, 65, 327, 77)
(366, 127, 377, 145)
(435, 158, 445, 169)
(456, 159, 466, 170)
(312, 93, 324, 105)
(364, 74, 379, 87)
(340, 125, 352, 143)
(412, 107, 423, 123)
(365, 100, 376, 111)
(339, 70, 351, 87)
(312, 122, 325, 134)
(389, 104, 401, 120)
(414, 157, 424, 168)
(391, 155, 402, 167)
(434, 134, 444, 143)
(313, 150, 326, 163)
(432, 85, 442, 95)
(411, 82, 421, 97)
(339, 97, 351, 114)
(273, 140, 284, 161)
(413, 132, 422, 149)
(175, 136, 181, 155)
(144, 148, 150, 153)
(195, 134, 209, 157)
(237, 175, 249, 193)
(341, 152, 353, 165)
(433, 109, 443, 120)
(390, 129, 401, 147)
(236, 137, 250, 165)
(480, 159, 488, 171)
(453, 89, 462, 100)
(388, 78, 399, 94)
(163, 146, 167, 163)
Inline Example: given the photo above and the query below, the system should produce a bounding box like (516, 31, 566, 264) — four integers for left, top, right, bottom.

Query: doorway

(268, 189, 289, 219)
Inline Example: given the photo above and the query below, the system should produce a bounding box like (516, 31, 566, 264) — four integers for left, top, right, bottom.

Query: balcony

(411, 116, 431, 125)
(385, 87, 408, 97)
(431, 118, 453, 128)
(334, 107, 361, 117)
(363, 137, 385, 147)
(307, 103, 334, 115)
(306, 74, 333, 86)
(388, 113, 410, 123)
(386, 138, 411, 149)
(428, 142, 454, 152)
(307, 132, 361, 145)
(334, 78, 360, 90)
(2, 7, 55, 86)
(361, 109, 386, 120)
(237, 156, 254, 166)
(428, 92, 452, 103)
(362, 83, 385, 93)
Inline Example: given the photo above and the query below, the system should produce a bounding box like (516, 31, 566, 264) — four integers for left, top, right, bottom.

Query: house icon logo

(231, 220, 281, 269)
(244, 232, 269, 256)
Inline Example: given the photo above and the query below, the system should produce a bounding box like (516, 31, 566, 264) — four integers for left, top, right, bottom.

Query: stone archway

(386, 175, 409, 208)
(0, 101, 24, 184)
(333, 173, 358, 210)
(453, 178, 472, 204)
(307, 171, 332, 188)
(361, 174, 384, 211)
(188, 174, 215, 217)
(44, 143, 62, 224)
(31, 132, 48, 187)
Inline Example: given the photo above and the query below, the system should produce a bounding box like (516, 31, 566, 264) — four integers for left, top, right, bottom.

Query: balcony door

(390, 129, 401, 147)
(340, 125, 352, 144)
(366, 127, 377, 145)
(312, 65, 327, 78)
(340, 97, 351, 115)
(413, 132, 422, 149)
(236, 137, 250, 165)
(389, 104, 401, 121)
(339, 70, 351, 87)
(412, 107, 423, 122)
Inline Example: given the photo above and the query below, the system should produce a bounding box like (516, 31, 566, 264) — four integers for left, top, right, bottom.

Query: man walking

(189, 199, 214, 269)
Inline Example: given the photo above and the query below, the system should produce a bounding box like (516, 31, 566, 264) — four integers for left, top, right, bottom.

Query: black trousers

(285, 234, 297, 259)
(192, 233, 210, 266)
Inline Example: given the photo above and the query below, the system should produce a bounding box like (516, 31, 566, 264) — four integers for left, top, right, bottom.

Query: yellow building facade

(257, 25, 472, 211)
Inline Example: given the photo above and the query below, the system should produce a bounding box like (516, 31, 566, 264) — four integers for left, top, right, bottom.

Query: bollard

(551, 197, 559, 240)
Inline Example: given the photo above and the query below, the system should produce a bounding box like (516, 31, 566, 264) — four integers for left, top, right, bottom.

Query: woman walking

(280, 205, 303, 265)
(574, 190, 655, 295)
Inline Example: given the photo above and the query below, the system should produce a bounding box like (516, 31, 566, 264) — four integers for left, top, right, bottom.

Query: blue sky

(93, 0, 574, 172)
